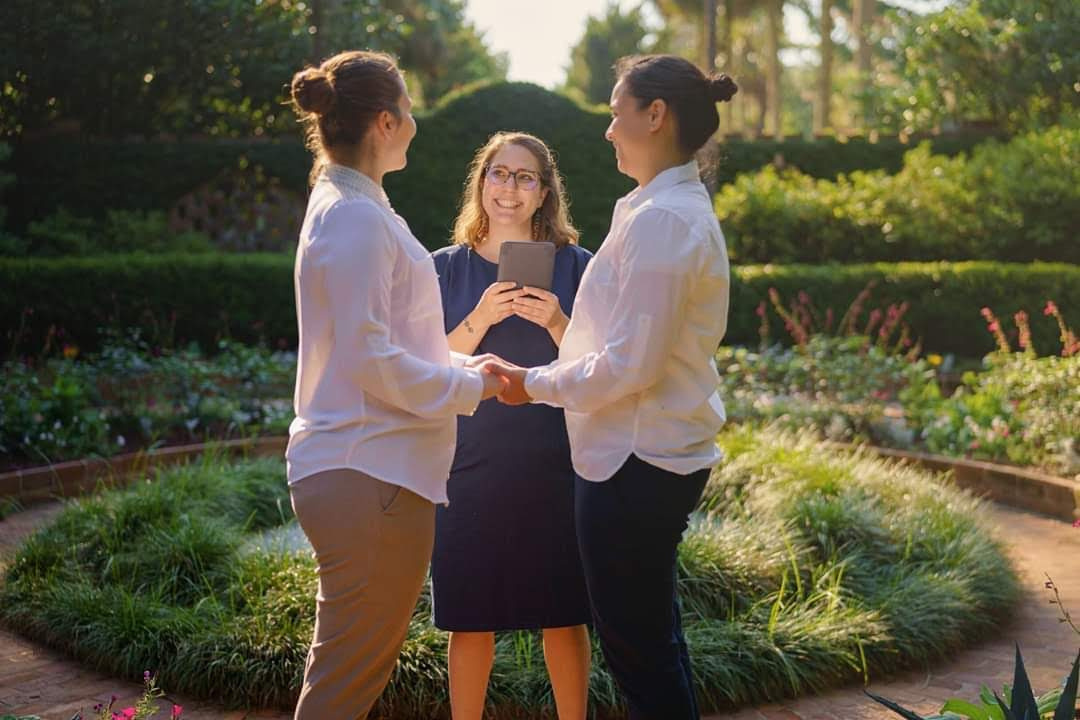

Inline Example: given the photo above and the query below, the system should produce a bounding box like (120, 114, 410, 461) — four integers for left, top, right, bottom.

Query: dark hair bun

(708, 74, 738, 103)
(291, 68, 335, 114)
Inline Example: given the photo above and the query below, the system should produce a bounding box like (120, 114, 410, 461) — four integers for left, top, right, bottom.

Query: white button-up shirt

(286, 164, 484, 503)
(524, 160, 729, 481)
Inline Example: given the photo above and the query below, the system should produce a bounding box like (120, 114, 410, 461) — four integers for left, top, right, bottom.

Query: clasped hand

(465, 353, 531, 405)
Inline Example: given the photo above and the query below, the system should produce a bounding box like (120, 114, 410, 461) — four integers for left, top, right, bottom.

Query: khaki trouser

(290, 468, 435, 720)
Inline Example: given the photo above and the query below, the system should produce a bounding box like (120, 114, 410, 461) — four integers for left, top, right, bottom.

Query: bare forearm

(447, 312, 488, 354)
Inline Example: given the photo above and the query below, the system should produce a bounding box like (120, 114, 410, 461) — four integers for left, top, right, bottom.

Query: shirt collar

(322, 163, 393, 211)
(624, 159, 701, 209)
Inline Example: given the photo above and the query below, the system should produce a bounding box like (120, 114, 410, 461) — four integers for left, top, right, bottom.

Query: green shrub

(717, 126, 1080, 263)
(4, 255, 1079, 358)
(5, 82, 999, 253)
(1, 429, 1019, 715)
(0, 335, 294, 467)
(5, 208, 213, 257)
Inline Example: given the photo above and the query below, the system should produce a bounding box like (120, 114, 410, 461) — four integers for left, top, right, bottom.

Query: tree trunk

(814, 0, 833, 133)
(765, 0, 782, 137)
(853, 0, 875, 128)
(722, 0, 735, 132)
(704, 0, 717, 72)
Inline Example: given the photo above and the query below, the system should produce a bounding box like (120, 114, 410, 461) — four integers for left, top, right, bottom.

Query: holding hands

(471, 354, 532, 406)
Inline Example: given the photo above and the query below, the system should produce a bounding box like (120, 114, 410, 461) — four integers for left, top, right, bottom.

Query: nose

(605, 120, 615, 142)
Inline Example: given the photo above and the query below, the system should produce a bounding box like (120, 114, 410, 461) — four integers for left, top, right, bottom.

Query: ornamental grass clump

(1, 429, 1019, 717)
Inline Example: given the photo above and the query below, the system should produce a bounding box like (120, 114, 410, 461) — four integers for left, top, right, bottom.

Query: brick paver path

(3, 501, 1077, 720)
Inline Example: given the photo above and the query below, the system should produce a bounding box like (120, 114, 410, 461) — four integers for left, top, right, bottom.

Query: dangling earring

(532, 211, 542, 241)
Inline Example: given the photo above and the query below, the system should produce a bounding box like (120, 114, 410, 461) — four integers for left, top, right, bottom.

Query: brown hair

(290, 50, 404, 184)
(614, 54, 737, 156)
(451, 132, 580, 249)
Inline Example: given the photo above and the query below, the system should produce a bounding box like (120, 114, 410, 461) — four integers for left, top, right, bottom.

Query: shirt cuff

(458, 367, 485, 416)
(524, 366, 557, 406)
(449, 350, 470, 369)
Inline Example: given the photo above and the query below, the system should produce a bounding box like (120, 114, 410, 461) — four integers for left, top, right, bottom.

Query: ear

(647, 99, 668, 134)
(378, 109, 398, 139)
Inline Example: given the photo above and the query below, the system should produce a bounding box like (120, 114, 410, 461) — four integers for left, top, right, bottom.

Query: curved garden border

(0, 436, 287, 504)
(2, 436, 1076, 522)
(833, 443, 1080, 522)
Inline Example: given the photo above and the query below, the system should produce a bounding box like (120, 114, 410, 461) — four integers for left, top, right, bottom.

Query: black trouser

(575, 454, 709, 720)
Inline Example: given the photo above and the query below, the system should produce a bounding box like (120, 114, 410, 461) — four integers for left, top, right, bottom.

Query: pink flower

(969, 440, 981, 450)
(987, 321, 1000, 333)
(171, 705, 184, 719)
(1073, 518, 1080, 528)
(980, 307, 993, 319)
(755, 301, 766, 318)
(1045, 300, 1059, 316)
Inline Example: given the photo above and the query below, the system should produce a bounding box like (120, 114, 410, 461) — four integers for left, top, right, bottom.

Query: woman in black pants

(491, 54, 737, 719)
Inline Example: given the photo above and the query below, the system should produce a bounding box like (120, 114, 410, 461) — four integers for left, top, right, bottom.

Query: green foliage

(4, 255, 1080, 358)
(0, 0, 505, 140)
(0, 335, 294, 467)
(718, 336, 933, 447)
(907, 352, 1080, 475)
(563, 3, 654, 105)
(4, 81, 998, 244)
(5, 208, 213, 257)
(878, 0, 1080, 134)
(716, 126, 1080, 263)
(1, 429, 1019, 715)
(865, 645, 1080, 720)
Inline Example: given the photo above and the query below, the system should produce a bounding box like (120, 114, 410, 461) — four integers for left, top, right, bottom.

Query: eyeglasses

(485, 165, 542, 191)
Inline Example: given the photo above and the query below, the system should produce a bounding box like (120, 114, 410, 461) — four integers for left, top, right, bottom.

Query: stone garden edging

(836, 443, 1080, 522)
(0, 436, 288, 504)
(3, 436, 1077, 522)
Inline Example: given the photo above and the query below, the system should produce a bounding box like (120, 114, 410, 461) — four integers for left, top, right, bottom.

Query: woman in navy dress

(431, 132, 593, 720)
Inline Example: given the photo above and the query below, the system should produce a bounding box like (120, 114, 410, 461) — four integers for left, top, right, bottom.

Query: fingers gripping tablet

(496, 241, 556, 292)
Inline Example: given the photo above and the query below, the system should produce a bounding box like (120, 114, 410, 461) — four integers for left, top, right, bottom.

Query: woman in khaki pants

(286, 51, 505, 719)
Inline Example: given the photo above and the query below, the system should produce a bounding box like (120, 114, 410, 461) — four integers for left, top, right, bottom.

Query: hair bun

(708, 74, 738, 103)
(291, 68, 335, 114)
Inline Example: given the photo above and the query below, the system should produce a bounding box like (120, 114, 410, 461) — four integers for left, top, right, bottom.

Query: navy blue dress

(430, 242, 593, 631)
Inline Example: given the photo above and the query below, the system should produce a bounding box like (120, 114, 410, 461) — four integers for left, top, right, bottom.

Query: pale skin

(446, 143, 591, 720)
(447, 143, 570, 355)
(491, 78, 691, 406)
(326, 78, 506, 401)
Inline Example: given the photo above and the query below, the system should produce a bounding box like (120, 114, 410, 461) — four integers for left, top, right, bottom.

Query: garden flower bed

(0, 427, 1019, 717)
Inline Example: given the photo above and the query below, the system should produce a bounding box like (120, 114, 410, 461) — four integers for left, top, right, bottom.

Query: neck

(327, 145, 384, 186)
(633, 149, 691, 188)
(477, 221, 532, 261)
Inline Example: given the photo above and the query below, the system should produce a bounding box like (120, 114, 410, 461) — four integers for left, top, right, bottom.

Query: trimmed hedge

(6, 82, 998, 250)
(4, 255, 1078, 358)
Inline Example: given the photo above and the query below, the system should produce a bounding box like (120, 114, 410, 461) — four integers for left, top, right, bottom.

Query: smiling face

(480, 143, 549, 237)
(605, 79, 655, 183)
(383, 76, 417, 172)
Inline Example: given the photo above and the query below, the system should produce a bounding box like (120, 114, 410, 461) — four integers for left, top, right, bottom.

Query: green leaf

(864, 689, 930, 720)
(1009, 644, 1040, 720)
(941, 698, 992, 720)
(992, 690, 1018, 720)
(1054, 649, 1080, 720)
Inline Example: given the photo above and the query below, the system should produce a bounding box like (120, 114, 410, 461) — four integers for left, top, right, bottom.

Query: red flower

(171, 705, 184, 719)
(1045, 300, 1059, 316)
